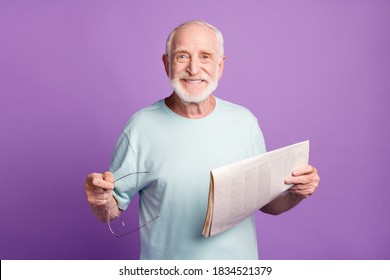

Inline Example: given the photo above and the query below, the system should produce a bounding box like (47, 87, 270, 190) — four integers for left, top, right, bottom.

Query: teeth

(185, 79, 203, 84)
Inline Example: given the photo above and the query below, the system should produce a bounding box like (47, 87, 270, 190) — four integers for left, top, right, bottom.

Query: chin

(178, 92, 212, 103)
(170, 80, 218, 104)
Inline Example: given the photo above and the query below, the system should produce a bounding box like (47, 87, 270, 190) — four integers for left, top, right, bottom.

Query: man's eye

(177, 54, 189, 61)
(201, 54, 211, 61)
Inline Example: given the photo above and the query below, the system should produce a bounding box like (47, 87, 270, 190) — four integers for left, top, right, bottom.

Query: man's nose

(186, 58, 200, 75)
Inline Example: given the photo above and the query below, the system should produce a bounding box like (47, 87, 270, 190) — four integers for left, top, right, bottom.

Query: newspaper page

(202, 140, 309, 237)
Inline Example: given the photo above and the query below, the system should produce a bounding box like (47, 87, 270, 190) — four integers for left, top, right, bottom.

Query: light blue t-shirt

(110, 97, 266, 259)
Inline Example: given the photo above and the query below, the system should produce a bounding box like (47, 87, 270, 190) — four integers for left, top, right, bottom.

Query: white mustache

(175, 72, 210, 82)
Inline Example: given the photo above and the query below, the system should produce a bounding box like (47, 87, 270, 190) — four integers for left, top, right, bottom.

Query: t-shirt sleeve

(249, 113, 267, 155)
(109, 131, 144, 210)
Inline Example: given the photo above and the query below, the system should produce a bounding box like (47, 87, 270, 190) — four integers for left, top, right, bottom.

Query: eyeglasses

(107, 210, 160, 238)
(106, 171, 160, 238)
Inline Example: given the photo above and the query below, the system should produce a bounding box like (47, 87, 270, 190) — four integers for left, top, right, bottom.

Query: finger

(288, 186, 315, 198)
(285, 174, 313, 185)
(292, 164, 314, 176)
(289, 183, 318, 193)
(87, 173, 114, 191)
(285, 167, 319, 185)
(289, 184, 312, 191)
(86, 185, 111, 194)
(86, 192, 114, 206)
(102, 171, 114, 183)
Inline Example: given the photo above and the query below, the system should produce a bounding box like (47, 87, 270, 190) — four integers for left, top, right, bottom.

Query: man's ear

(218, 56, 226, 80)
(162, 54, 169, 77)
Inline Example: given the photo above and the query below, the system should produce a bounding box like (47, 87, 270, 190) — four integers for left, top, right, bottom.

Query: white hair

(165, 20, 224, 56)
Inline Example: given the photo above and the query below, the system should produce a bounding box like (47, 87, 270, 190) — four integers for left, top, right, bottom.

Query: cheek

(204, 65, 219, 80)
(170, 63, 186, 77)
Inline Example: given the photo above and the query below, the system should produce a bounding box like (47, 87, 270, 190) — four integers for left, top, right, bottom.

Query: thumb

(102, 171, 115, 184)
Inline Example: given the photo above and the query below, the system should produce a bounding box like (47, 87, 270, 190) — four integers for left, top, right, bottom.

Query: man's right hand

(84, 171, 120, 221)
(85, 172, 114, 206)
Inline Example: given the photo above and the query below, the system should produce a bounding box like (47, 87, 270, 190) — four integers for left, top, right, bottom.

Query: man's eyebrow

(199, 49, 214, 55)
(172, 48, 190, 54)
(172, 48, 215, 56)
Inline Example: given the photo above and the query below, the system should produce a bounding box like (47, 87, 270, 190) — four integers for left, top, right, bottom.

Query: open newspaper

(202, 140, 309, 237)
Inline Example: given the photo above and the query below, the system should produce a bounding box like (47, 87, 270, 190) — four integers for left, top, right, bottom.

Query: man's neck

(164, 93, 216, 119)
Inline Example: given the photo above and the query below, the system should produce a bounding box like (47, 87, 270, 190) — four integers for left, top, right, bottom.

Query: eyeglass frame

(105, 171, 159, 238)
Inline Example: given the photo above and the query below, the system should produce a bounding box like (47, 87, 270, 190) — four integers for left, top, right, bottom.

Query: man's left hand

(284, 164, 320, 198)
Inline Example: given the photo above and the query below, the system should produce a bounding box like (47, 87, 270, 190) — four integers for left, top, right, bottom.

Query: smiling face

(163, 23, 225, 103)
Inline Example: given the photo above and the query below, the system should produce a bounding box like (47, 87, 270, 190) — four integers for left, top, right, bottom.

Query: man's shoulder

(122, 100, 165, 131)
(216, 97, 257, 120)
(132, 100, 164, 118)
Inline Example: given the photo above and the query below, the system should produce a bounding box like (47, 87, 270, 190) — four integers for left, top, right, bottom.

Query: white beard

(169, 73, 219, 103)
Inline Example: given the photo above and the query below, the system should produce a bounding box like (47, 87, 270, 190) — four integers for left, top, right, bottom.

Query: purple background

(1, 0, 389, 260)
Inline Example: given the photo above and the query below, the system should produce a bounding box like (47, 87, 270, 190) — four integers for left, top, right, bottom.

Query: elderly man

(84, 20, 320, 259)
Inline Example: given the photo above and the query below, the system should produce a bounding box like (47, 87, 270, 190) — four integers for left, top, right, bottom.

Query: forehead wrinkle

(170, 25, 219, 55)
(172, 46, 215, 56)
(171, 40, 218, 58)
